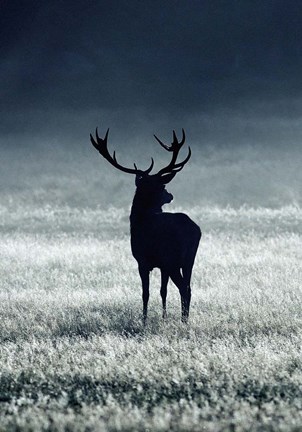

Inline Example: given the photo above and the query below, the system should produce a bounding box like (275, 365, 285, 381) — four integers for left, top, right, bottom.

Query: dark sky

(1, 0, 302, 146)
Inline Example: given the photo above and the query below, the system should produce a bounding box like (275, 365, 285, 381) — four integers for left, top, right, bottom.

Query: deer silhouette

(90, 128, 201, 323)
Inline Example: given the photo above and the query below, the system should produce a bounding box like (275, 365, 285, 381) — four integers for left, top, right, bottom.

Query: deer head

(90, 128, 191, 211)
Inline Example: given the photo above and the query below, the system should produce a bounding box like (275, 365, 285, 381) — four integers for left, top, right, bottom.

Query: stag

(90, 128, 201, 323)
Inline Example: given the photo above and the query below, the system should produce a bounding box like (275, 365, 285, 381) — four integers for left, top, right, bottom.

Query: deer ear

(160, 171, 177, 184)
(135, 174, 144, 187)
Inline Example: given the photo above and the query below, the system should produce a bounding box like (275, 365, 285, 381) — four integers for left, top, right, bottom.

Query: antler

(154, 129, 191, 177)
(90, 128, 154, 175)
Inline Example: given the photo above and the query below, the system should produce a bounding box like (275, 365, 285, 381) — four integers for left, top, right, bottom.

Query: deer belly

(131, 231, 183, 271)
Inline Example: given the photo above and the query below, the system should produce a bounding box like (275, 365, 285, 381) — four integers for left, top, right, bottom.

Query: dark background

(1, 0, 301, 209)
(1, 0, 302, 147)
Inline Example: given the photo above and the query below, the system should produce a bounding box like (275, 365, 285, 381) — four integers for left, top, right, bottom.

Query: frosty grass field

(0, 145, 301, 431)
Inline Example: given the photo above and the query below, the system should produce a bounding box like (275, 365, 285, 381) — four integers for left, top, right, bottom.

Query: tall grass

(0, 204, 301, 431)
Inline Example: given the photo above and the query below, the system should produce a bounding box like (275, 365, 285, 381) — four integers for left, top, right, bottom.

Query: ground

(0, 202, 301, 431)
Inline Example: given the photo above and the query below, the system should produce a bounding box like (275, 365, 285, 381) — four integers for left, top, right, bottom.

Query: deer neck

(130, 192, 162, 228)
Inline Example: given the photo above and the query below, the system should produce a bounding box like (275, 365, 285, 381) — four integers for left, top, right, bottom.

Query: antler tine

(95, 127, 109, 145)
(90, 127, 154, 175)
(180, 128, 185, 145)
(154, 129, 185, 152)
(172, 130, 178, 144)
(145, 158, 154, 174)
(171, 128, 186, 150)
(170, 146, 191, 172)
(154, 134, 170, 151)
(158, 146, 191, 176)
(155, 129, 190, 177)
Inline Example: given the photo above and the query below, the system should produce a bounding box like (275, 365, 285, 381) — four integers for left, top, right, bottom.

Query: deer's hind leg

(160, 270, 169, 319)
(180, 240, 200, 319)
(169, 269, 190, 323)
(181, 265, 192, 319)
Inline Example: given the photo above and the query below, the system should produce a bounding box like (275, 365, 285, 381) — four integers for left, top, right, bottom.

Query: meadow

(0, 143, 301, 431)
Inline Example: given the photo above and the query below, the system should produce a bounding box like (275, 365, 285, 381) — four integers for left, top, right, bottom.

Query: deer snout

(163, 190, 173, 204)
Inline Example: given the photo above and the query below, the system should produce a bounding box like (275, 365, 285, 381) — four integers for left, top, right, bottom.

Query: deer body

(131, 212, 200, 272)
(131, 210, 201, 322)
(90, 128, 201, 322)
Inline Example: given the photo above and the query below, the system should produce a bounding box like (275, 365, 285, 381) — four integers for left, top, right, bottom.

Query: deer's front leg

(139, 265, 150, 325)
